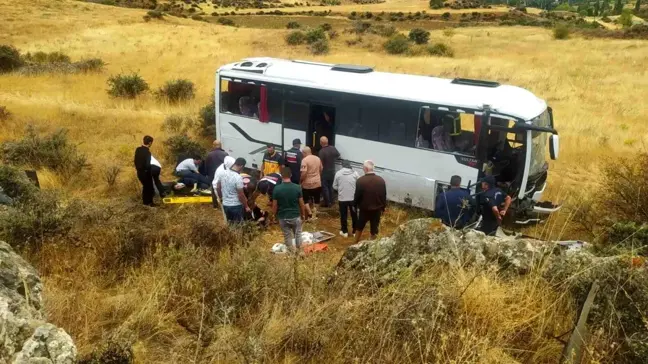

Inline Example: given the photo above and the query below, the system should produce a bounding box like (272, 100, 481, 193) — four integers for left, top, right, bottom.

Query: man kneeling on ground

(272, 167, 306, 254)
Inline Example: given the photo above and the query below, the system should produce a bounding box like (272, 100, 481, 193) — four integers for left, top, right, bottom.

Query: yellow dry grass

(0, 0, 647, 362)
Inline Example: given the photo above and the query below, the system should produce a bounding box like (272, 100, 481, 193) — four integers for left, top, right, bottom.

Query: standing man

(134, 135, 155, 206)
(318, 136, 340, 208)
(478, 176, 511, 236)
(300, 146, 323, 219)
(205, 140, 229, 207)
(284, 139, 303, 185)
(354, 160, 387, 243)
(272, 167, 306, 254)
(435, 175, 473, 229)
(150, 154, 166, 198)
(261, 145, 283, 178)
(333, 160, 359, 238)
(217, 157, 251, 225)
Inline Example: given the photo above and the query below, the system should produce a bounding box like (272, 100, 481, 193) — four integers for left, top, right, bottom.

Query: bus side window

(416, 108, 477, 155)
(219, 79, 266, 120)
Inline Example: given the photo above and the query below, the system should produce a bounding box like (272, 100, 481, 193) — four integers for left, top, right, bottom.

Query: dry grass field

(1, 0, 648, 362)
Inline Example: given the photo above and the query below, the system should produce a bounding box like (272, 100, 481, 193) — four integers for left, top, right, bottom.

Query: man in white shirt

(174, 156, 210, 192)
(150, 155, 166, 198)
(217, 157, 251, 224)
(212, 156, 235, 208)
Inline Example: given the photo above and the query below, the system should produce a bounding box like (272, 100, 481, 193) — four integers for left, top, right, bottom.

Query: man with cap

(333, 160, 359, 238)
(284, 138, 303, 185)
(478, 175, 511, 236)
(261, 144, 283, 178)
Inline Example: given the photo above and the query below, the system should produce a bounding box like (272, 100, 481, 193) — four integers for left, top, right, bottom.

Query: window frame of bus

(415, 105, 482, 157)
(219, 77, 269, 122)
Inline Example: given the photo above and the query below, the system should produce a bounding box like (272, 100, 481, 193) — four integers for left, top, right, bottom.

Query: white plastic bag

(271, 243, 287, 254)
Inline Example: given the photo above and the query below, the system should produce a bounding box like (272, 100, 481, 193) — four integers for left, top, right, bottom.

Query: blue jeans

(175, 170, 211, 190)
(223, 205, 244, 224)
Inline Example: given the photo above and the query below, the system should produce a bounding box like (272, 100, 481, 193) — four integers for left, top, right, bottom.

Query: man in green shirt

(272, 167, 306, 253)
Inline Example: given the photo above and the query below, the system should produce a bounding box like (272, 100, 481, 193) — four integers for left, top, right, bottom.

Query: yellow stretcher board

(162, 196, 213, 204)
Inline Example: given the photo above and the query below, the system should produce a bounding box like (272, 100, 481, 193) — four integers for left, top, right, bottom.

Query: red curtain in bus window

(259, 85, 269, 123)
(474, 115, 482, 146)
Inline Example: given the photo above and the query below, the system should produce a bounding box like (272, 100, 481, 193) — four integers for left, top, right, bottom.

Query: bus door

(282, 101, 310, 152)
(308, 104, 336, 154)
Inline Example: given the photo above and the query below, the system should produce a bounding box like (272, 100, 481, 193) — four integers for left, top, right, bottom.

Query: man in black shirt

(134, 135, 155, 206)
(318, 136, 340, 208)
(478, 176, 512, 236)
(205, 140, 229, 208)
(284, 138, 303, 185)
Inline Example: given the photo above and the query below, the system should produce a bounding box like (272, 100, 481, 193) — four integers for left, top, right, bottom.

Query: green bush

(23, 51, 71, 64)
(161, 114, 198, 135)
(408, 28, 430, 44)
(285, 30, 306, 45)
(147, 9, 164, 19)
(309, 39, 330, 55)
(156, 79, 195, 103)
(429, 0, 443, 9)
(427, 42, 454, 57)
(217, 17, 236, 26)
(0, 126, 87, 176)
(286, 21, 301, 29)
(553, 24, 570, 39)
(199, 97, 216, 137)
(383, 34, 410, 55)
(0, 165, 38, 204)
(191, 14, 204, 21)
(373, 24, 397, 37)
(305, 27, 327, 44)
(618, 9, 634, 28)
(163, 134, 207, 164)
(320, 23, 332, 31)
(107, 73, 149, 98)
(0, 45, 23, 73)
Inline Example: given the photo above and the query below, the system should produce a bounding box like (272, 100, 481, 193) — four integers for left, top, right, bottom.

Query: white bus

(215, 57, 561, 224)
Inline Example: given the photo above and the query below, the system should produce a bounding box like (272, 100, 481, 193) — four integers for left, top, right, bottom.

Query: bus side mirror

(550, 134, 559, 160)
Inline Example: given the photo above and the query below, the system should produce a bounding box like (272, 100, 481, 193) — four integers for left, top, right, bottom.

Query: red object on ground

(303, 243, 329, 254)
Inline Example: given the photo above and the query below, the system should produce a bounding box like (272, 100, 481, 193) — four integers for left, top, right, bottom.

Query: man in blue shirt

(435, 175, 473, 228)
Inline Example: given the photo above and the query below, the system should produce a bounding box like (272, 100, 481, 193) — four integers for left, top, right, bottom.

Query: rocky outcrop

(337, 218, 594, 282)
(0, 241, 76, 364)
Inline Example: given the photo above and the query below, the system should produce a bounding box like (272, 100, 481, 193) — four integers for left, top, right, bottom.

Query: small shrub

(383, 34, 410, 54)
(408, 28, 430, 44)
(351, 20, 372, 34)
(553, 24, 570, 39)
(78, 339, 134, 364)
(427, 42, 454, 57)
(102, 165, 121, 187)
(74, 58, 105, 73)
(309, 39, 330, 55)
(285, 30, 306, 45)
(305, 27, 326, 44)
(286, 21, 301, 29)
(107, 73, 149, 99)
(163, 134, 207, 164)
(320, 23, 332, 31)
(162, 114, 198, 135)
(191, 14, 204, 21)
(441, 12, 451, 20)
(618, 9, 634, 28)
(443, 28, 455, 37)
(156, 79, 195, 103)
(45, 51, 71, 63)
(0, 45, 23, 73)
(429, 0, 443, 9)
(143, 14, 152, 22)
(217, 17, 236, 26)
(328, 30, 339, 39)
(0, 165, 38, 204)
(147, 9, 164, 19)
(0, 126, 88, 176)
(0, 106, 10, 121)
(373, 24, 397, 37)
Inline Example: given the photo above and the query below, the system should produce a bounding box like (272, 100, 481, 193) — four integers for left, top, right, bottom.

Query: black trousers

(339, 201, 358, 234)
(150, 165, 165, 198)
(137, 169, 154, 205)
(358, 209, 382, 237)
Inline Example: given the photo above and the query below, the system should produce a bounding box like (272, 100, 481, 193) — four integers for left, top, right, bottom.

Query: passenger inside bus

(418, 110, 477, 155)
(220, 81, 262, 118)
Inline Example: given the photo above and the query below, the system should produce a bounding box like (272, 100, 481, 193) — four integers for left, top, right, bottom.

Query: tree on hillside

(636, 0, 642, 13)
(613, 0, 624, 14)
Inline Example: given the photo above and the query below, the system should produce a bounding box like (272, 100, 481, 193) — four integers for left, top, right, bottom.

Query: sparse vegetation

(163, 134, 207, 164)
(427, 42, 454, 57)
(409, 28, 431, 44)
(286, 21, 301, 29)
(305, 27, 327, 44)
(107, 73, 149, 98)
(217, 17, 236, 26)
(156, 79, 195, 103)
(0, 126, 87, 176)
(383, 34, 410, 54)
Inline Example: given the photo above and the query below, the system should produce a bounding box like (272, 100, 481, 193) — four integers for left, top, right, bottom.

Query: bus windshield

(529, 109, 550, 176)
